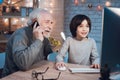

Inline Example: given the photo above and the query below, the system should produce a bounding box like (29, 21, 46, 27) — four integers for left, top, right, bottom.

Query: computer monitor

(101, 7, 120, 73)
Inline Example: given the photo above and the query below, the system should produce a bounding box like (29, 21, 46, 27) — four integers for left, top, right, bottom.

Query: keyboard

(69, 68, 100, 73)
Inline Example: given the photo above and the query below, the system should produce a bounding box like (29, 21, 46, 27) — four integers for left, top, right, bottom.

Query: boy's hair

(69, 14, 91, 37)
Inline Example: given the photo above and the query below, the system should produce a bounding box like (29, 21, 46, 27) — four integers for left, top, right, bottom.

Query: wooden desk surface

(1, 61, 100, 80)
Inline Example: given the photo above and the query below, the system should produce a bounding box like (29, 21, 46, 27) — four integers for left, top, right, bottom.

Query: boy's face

(76, 19, 90, 39)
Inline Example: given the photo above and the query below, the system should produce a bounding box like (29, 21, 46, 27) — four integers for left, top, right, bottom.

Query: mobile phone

(31, 20, 39, 28)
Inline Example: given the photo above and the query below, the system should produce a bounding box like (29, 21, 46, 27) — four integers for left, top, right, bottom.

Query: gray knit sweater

(56, 37, 100, 65)
(2, 26, 52, 77)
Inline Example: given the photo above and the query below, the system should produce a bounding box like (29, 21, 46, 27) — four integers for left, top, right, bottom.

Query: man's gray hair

(27, 8, 50, 26)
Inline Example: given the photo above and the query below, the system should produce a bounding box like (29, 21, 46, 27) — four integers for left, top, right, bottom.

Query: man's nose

(48, 24, 52, 30)
(48, 27, 52, 31)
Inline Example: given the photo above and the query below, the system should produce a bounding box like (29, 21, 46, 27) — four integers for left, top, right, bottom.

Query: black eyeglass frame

(32, 67, 49, 80)
(32, 67, 61, 80)
(41, 72, 61, 80)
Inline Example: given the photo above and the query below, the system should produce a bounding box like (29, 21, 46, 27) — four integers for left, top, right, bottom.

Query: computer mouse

(57, 66, 66, 71)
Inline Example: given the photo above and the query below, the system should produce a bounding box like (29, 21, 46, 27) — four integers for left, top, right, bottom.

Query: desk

(0, 40, 7, 43)
(1, 61, 100, 80)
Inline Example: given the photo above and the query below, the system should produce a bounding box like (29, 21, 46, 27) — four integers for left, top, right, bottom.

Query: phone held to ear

(31, 20, 39, 28)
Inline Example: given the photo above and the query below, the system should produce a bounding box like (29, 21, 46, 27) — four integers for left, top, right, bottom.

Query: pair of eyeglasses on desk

(32, 67, 61, 80)
(41, 72, 61, 80)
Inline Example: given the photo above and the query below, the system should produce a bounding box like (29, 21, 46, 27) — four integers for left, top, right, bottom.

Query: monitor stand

(99, 64, 120, 80)
(99, 64, 111, 80)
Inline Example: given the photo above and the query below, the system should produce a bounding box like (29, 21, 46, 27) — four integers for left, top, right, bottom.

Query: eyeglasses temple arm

(44, 67, 49, 73)
(56, 72, 61, 79)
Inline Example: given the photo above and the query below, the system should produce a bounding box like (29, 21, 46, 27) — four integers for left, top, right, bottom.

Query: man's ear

(32, 18, 37, 23)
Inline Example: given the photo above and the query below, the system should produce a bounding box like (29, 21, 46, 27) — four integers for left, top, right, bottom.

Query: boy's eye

(78, 25, 89, 28)
(79, 25, 82, 27)
(86, 26, 89, 27)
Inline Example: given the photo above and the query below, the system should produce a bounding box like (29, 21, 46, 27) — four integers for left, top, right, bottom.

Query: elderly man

(2, 8, 54, 77)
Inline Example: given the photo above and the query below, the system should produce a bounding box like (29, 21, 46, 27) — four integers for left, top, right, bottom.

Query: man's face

(38, 13, 54, 38)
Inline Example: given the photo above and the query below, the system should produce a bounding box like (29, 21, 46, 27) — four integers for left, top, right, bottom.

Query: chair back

(47, 52, 57, 62)
(47, 52, 68, 63)
(0, 52, 5, 78)
(0, 52, 5, 69)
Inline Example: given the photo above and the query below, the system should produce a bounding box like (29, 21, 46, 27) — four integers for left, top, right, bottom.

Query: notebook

(69, 68, 100, 73)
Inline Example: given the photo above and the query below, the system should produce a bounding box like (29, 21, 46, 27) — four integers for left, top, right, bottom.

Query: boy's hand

(90, 64, 100, 69)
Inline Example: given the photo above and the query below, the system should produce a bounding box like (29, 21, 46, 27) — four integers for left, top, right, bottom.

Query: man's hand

(33, 22, 44, 41)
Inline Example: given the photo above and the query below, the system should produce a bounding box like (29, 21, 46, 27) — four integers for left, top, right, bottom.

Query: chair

(47, 52, 68, 63)
(0, 52, 5, 78)
(0, 52, 5, 69)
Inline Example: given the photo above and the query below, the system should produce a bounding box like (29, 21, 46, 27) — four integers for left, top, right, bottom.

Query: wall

(64, 0, 120, 54)
(1, 0, 120, 53)
(0, 0, 64, 52)
(39, 0, 64, 43)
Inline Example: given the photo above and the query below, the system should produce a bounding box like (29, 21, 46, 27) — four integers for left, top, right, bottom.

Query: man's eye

(51, 22, 53, 24)
(45, 21, 49, 23)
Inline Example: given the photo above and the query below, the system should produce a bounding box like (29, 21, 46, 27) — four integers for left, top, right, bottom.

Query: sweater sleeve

(90, 39, 100, 64)
(43, 38, 53, 60)
(56, 37, 70, 62)
(12, 30, 43, 71)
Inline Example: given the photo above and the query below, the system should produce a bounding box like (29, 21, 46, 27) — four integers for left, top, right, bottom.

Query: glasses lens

(32, 67, 50, 80)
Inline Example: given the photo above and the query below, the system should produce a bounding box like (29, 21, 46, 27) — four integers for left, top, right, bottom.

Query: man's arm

(12, 30, 43, 71)
(43, 38, 53, 60)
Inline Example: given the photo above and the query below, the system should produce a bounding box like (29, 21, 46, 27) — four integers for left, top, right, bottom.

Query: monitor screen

(101, 7, 120, 73)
